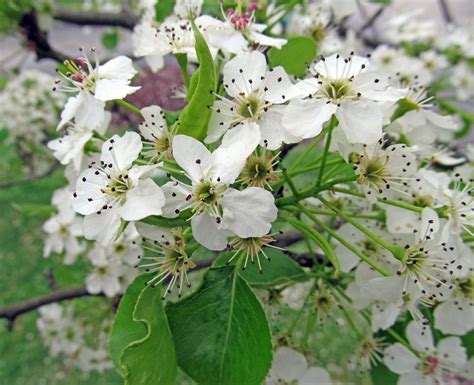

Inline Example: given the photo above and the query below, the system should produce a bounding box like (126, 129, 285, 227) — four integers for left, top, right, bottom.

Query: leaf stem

(114, 99, 142, 115)
(316, 115, 337, 187)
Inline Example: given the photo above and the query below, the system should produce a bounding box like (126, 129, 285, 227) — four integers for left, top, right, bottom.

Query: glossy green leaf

(268, 36, 316, 77)
(176, 20, 215, 140)
(154, 0, 174, 22)
(109, 274, 177, 385)
(166, 266, 272, 385)
(214, 249, 308, 287)
(370, 362, 398, 385)
(109, 274, 148, 374)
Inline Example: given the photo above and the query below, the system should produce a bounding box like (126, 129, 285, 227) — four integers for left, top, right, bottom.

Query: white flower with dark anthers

(205, 51, 303, 149)
(49, 111, 111, 172)
(138, 105, 174, 163)
(352, 139, 418, 204)
(265, 347, 332, 385)
(235, 150, 281, 189)
(284, 53, 404, 145)
(161, 134, 277, 251)
(54, 50, 139, 129)
(86, 245, 123, 297)
(350, 335, 386, 372)
(364, 209, 463, 306)
(434, 246, 474, 336)
(383, 321, 467, 385)
(196, 3, 286, 54)
(72, 131, 166, 245)
(134, 222, 195, 298)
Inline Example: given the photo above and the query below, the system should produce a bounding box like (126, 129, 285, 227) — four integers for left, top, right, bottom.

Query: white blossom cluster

(31, 0, 474, 382)
(36, 303, 113, 374)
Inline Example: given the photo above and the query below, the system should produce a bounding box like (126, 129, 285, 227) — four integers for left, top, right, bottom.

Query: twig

(0, 288, 102, 331)
(357, 6, 385, 37)
(438, 0, 454, 25)
(18, 11, 68, 63)
(0, 162, 60, 190)
(53, 6, 138, 30)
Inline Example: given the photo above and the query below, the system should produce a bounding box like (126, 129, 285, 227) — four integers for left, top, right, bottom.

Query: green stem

(288, 137, 323, 173)
(276, 175, 357, 207)
(333, 187, 424, 214)
(316, 115, 337, 187)
(92, 130, 108, 141)
(288, 281, 317, 337)
(282, 169, 300, 197)
(297, 205, 391, 276)
(114, 99, 142, 115)
(302, 311, 316, 349)
(290, 158, 344, 177)
(317, 195, 404, 260)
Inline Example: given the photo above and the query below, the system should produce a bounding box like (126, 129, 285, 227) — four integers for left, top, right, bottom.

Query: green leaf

(268, 36, 316, 77)
(110, 274, 177, 385)
(214, 249, 308, 287)
(166, 266, 272, 385)
(102, 29, 119, 50)
(176, 20, 216, 140)
(154, 0, 175, 22)
(370, 362, 398, 385)
(109, 274, 148, 374)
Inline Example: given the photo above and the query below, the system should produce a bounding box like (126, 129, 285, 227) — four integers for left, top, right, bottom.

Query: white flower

(86, 245, 123, 297)
(206, 51, 303, 149)
(173, 0, 202, 19)
(384, 321, 467, 385)
(352, 140, 418, 203)
(196, 3, 286, 54)
(451, 62, 474, 102)
(49, 111, 111, 171)
(55, 51, 139, 128)
(72, 131, 165, 245)
(284, 53, 403, 145)
(436, 26, 474, 58)
(383, 11, 436, 44)
(266, 347, 332, 385)
(161, 134, 277, 250)
(138, 105, 174, 162)
(77, 347, 114, 373)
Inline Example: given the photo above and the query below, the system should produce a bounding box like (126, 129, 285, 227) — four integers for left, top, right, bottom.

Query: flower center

(321, 78, 354, 103)
(238, 154, 280, 188)
(420, 356, 439, 375)
(101, 172, 132, 204)
(237, 94, 263, 120)
(356, 156, 388, 189)
(192, 179, 227, 216)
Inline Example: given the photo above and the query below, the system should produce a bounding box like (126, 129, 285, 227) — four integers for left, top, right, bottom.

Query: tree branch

(0, 162, 60, 190)
(53, 6, 138, 30)
(18, 11, 68, 63)
(0, 288, 102, 331)
(438, 0, 454, 25)
(357, 6, 385, 37)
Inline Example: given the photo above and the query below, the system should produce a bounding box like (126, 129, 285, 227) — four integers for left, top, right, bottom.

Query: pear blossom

(384, 321, 467, 385)
(49, 111, 111, 171)
(138, 105, 174, 162)
(451, 62, 474, 102)
(72, 131, 165, 245)
(54, 50, 140, 129)
(205, 51, 303, 149)
(86, 245, 124, 297)
(196, 3, 286, 54)
(266, 347, 332, 385)
(284, 53, 403, 145)
(161, 133, 277, 250)
(383, 11, 437, 44)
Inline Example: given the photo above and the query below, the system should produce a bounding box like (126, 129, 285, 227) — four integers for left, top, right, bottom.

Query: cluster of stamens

(135, 229, 195, 299)
(236, 152, 280, 188)
(225, 3, 257, 31)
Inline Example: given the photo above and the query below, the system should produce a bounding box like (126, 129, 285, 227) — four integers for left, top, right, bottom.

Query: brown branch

(0, 162, 60, 190)
(53, 6, 138, 30)
(18, 11, 68, 63)
(357, 6, 385, 37)
(438, 0, 454, 25)
(0, 288, 102, 331)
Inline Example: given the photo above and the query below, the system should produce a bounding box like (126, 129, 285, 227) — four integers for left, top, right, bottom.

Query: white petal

(424, 110, 459, 130)
(172, 135, 212, 183)
(94, 79, 140, 102)
(437, 337, 467, 368)
(398, 372, 433, 385)
(406, 321, 435, 354)
(221, 187, 277, 238)
(57, 94, 83, 130)
(282, 99, 336, 141)
(434, 300, 474, 335)
(271, 347, 308, 382)
(139, 105, 166, 140)
(262, 66, 302, 104)
(135, 222, 174, 245)
(420, 207, 440, 239)
(385, 206, 420, 234)
(100, 132, 142, 171)
(248, 31, 287, 49)
(383, 343, 420, 374)
(118, 179, 165, 221)
(205, 100, 235, 143)
(372, 302, 401, 332)
(83, 209, 121, 245)
(191, 213, 230, 250)
(336, 100, 383, 144)
(361, 276, 404, 303)
(300, 367, 332, 385)
(259, 108, 285, 150)
(75, 93, 107, 129)
(145, 54, 165, 72)
(98, 56, 137, 80)
(223, 51, 266, 98)
(73, 168, 109, 215)
(314, 54, 368, 80)
(161, 182, 193, 218)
